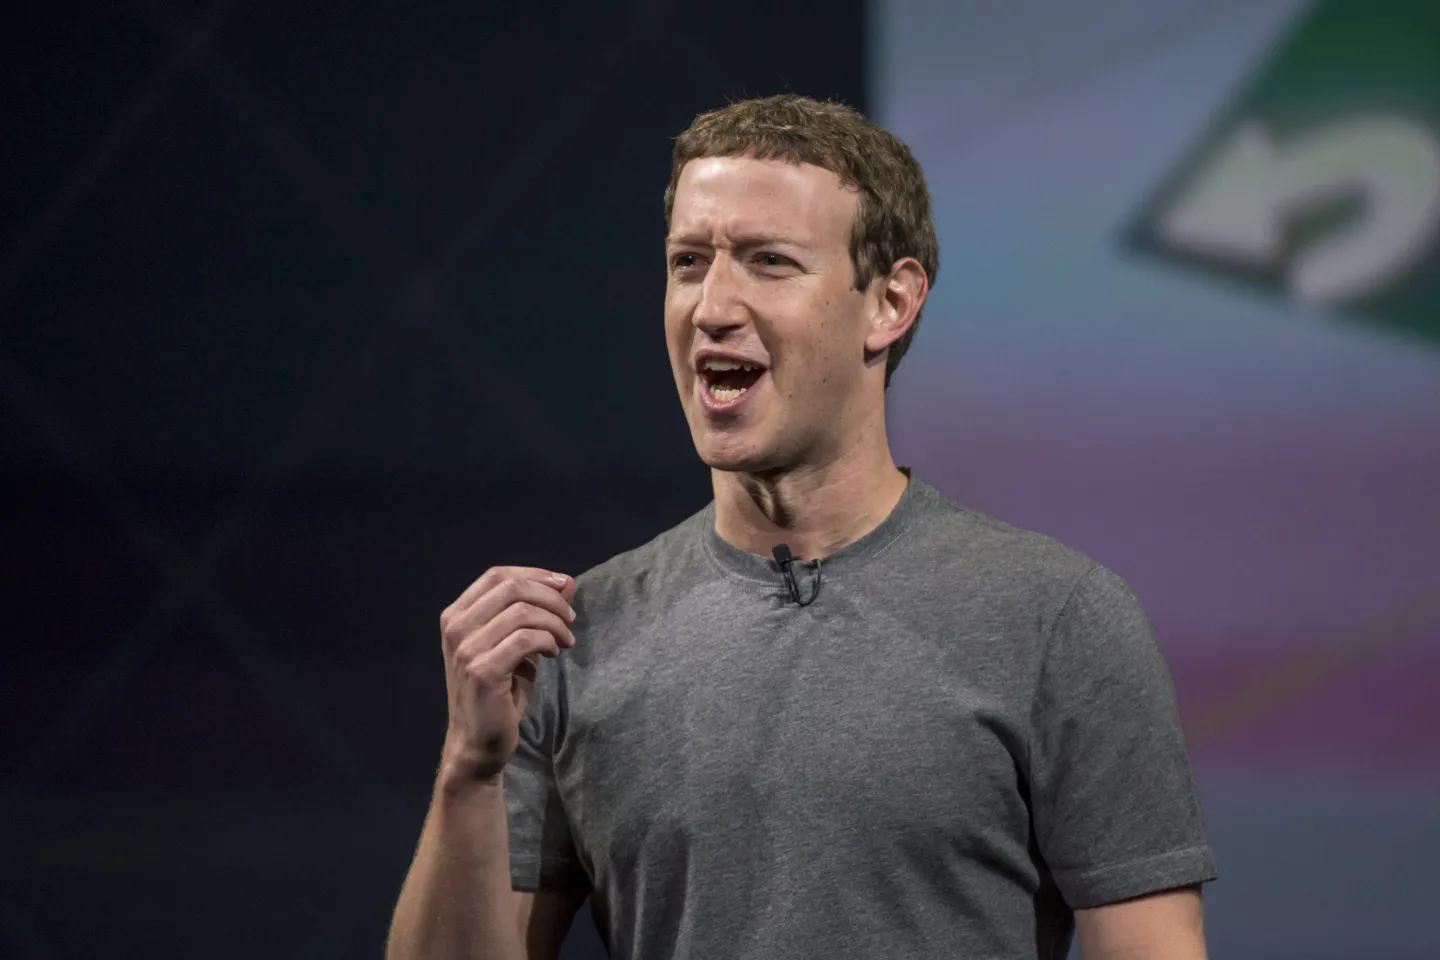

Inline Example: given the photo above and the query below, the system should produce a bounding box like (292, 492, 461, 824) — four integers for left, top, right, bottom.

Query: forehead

(669, 156, 857, 246)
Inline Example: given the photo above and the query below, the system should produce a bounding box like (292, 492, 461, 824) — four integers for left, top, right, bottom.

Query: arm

(1075, 885, 1207, 960)
(1028, 565, 1217, 939)
(388, 566, 589, 960)
(386, 769, 586, 960)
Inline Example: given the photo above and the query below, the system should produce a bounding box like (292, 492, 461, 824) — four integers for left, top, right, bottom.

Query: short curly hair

(664, 95, 938, 387)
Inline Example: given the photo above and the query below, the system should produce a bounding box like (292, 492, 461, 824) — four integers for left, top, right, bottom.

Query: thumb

(512, 654, 540, 714)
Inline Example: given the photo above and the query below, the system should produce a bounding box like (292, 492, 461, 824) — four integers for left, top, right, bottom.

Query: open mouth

(699, 358, 765, 404)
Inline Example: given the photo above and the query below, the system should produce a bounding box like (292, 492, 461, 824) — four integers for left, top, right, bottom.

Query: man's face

(665, 156, 877, 474)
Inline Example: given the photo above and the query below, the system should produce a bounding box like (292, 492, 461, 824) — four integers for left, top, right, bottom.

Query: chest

(553, 591, 1036, 884)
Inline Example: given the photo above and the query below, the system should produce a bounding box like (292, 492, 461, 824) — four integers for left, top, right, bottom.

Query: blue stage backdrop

(874, 1, 1440, 957)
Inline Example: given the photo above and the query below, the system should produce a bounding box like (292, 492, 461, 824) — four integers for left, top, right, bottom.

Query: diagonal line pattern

(0, 281, 424, 799)
(4, 0, 436, 806)
(7, 0, 668, 839)
(420, 304, 666, 533)
(429, 7, 662, 280)
(0, 352, 400, 824)
(1185, 587, 1440, 750)
(382, 9, 671, 537)
(0, 0, 240, 307)
(143, 0, 410, 282)
(4, 4, 681, 954)
(141, 0, 665, 550)
(151, 0, 664, 539)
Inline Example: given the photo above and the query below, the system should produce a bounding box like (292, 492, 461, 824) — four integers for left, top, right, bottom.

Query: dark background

(0, 2, 863, 957)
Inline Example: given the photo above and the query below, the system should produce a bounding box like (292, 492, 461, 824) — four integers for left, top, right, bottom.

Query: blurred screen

(873, 0, 1440, 955)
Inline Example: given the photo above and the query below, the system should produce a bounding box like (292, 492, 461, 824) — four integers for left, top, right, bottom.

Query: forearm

(1075, 887, 1207, 960)
(387, 766, 523, 960)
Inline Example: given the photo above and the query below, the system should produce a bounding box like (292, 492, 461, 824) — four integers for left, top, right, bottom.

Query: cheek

(663, 301, 688, 348)
(663, 315, 694, 383)
(802, 297, 859, 388)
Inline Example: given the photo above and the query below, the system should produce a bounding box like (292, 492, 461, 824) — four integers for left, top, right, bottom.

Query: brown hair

(663, 94, 938, 387)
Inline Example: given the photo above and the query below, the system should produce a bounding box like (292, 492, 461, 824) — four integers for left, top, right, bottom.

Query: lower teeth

(711, 385, 746, 402)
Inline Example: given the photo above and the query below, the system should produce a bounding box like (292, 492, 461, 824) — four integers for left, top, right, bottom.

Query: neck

(711, 424, 909, 561)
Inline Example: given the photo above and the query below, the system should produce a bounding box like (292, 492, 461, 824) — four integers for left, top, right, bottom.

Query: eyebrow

(664, 232, 807, 251)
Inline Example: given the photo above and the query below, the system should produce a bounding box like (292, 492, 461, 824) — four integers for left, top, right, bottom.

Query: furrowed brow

(665, 232, 807, 251)
(731, 233, 802, 252)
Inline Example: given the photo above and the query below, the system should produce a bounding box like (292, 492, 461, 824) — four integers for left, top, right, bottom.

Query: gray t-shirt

(505, 474, 1216, 959)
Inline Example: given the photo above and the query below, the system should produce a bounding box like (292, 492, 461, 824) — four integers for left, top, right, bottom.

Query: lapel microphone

(771, 543, 823, 606)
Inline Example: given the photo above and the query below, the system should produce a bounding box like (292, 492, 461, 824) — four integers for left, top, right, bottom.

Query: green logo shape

(1125, 0, 1440, 346)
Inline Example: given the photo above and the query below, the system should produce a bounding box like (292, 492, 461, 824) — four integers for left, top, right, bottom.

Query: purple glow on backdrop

(875, 0, 1440, 952)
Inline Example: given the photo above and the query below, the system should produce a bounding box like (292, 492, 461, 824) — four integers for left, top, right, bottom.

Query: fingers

(450, 566, 571, 614)
(443, 576, 577, 652)
(448, 595, 576, 683)
(473, 599, 575, 653)
(467, 628, 561, 684)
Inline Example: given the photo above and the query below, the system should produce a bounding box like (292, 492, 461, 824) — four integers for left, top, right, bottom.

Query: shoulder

(907, 478, 1114, 629)
(908, 479, 1164, 693)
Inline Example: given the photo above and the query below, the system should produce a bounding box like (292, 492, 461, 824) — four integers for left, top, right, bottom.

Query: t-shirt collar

(700, 468, 928, 585)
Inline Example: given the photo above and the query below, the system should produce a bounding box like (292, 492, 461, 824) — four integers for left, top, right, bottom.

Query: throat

(715, 464, 911, 559)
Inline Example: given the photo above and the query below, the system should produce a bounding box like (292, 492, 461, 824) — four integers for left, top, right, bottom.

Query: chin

(697, 434, 804, 476)
(696, 447, 760, 474)
(693, 434, 773, 474)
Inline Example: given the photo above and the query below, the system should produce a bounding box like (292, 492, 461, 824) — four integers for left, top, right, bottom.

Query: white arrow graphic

(1158, 115, 1440, 304)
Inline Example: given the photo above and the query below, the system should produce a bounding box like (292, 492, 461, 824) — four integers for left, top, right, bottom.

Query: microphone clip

(771, 543, 822, 607)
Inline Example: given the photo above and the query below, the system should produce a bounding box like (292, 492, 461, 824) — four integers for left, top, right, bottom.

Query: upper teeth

(703, 359, 759, 372)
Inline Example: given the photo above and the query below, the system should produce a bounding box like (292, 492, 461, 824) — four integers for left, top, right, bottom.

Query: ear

(864, 257, 928, 356)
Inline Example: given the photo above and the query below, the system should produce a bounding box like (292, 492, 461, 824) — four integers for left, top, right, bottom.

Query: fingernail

(549, 573, 568, 586)
(566, 606, 577, 623)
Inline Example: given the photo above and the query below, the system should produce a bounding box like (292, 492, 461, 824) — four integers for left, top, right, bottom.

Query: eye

(670, 252, 702, 271)
(754, 252, 794, 269)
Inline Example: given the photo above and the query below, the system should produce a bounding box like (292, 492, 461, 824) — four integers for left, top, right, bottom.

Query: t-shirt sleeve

(1029, 563, 1217, 909)
(503, 657, 590, 893)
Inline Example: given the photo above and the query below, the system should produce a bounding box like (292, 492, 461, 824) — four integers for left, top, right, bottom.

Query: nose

(692, 254, 747, 339)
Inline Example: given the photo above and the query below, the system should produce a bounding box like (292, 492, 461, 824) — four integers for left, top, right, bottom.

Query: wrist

(436, 739, 505, 796)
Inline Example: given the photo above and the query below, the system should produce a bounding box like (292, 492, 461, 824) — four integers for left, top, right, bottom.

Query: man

(388, 95, 1216, 960)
